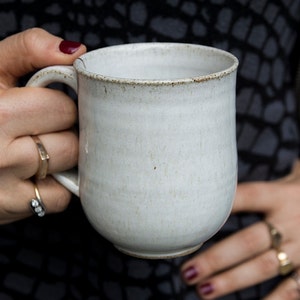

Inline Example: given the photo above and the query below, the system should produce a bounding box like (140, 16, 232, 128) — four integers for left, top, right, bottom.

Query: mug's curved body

(75, 43, 238, 258)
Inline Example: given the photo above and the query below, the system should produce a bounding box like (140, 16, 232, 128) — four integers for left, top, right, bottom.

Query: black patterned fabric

(0, 0, 300, 299)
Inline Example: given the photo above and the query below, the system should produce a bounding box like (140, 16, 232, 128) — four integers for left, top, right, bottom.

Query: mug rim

(74, 42, 239, 85)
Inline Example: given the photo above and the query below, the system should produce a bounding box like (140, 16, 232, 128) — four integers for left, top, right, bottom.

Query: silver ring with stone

(30, 184, 46, 217)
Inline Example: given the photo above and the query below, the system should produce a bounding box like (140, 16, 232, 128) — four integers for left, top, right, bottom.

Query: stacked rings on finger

(30, 184, 46, 217)
(265, 221, 294, 275)
(31, 135, 50, 179)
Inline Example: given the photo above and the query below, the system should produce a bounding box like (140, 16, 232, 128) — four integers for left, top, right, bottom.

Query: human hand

(181, 160, 300, 299)
(0, 28, 86, 224)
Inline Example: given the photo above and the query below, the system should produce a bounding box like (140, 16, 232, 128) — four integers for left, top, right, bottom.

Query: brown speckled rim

(74, 43, 239, 85)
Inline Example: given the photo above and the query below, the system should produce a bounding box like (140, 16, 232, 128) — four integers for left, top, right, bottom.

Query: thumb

(0, 28, 87, 88)
(232, 181, 283, 214)
(232, 182, 270, 214)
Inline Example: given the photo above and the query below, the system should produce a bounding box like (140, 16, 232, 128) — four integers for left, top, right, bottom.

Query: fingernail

(182, 266, 198, 281)
(59, 40, 82, 54)
(199, 282, 214, 296)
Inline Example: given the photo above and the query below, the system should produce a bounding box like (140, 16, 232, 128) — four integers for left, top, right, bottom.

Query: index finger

(232, 182, 284, 214)
(0, 28, 86, 88)
(181, 222, 270, 284)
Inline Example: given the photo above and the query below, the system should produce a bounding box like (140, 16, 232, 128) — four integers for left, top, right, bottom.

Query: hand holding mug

(181, 161, 300, 299)
(27, 43, 238, 258)
(0, 28, 86, 224)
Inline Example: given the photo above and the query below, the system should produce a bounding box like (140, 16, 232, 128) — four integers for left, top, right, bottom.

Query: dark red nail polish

(59, 40, 81, 54)
(182, 266, 198, 281)
(199, 282, 214, 296)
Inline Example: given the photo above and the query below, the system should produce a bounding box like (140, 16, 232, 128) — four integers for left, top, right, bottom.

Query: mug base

(115, 243, 203, 259)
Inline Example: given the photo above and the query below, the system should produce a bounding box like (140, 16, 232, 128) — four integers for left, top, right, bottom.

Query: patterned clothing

(0, 0, 300, 299)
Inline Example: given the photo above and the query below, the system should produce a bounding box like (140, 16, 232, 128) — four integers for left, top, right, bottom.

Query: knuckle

(259, 252, 277, 275)
(0, 193, 16, 219)
(240, 228, 263, 253)
(61, 132, 79, 168)
(59, 92, 77, 122)
(22, 28, 46, 53)
(23, 138, 39, 166)
(51, 185, 71, 213)
(39, 177, 72, 213)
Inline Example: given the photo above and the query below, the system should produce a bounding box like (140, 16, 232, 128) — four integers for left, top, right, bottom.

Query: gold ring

(265, 221, 282, 250)
(29, 184, 46, 217)
(291, 271, 300, 294)
(31, 136, 49, 179)
(277, 250, 294, 275)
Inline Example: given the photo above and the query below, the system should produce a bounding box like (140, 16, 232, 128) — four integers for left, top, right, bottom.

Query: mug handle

(26, 66, 80, 197)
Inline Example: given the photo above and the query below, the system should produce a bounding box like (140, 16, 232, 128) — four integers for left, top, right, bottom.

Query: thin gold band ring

(31, 135, 49, 179)
(265, 221, 282, 250)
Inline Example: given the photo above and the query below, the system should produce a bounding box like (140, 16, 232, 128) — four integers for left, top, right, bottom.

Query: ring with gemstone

(29, 184, 46, 217)
(277, 250, 294, 276)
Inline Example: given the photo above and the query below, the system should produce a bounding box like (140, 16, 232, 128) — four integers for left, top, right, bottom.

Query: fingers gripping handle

(26, 66, 80, 197)
(51, 170, 79, 197)
(27, 66, 78, 90)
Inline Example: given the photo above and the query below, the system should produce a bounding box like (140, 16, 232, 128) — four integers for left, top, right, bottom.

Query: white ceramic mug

(27, 43, 238, 259)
